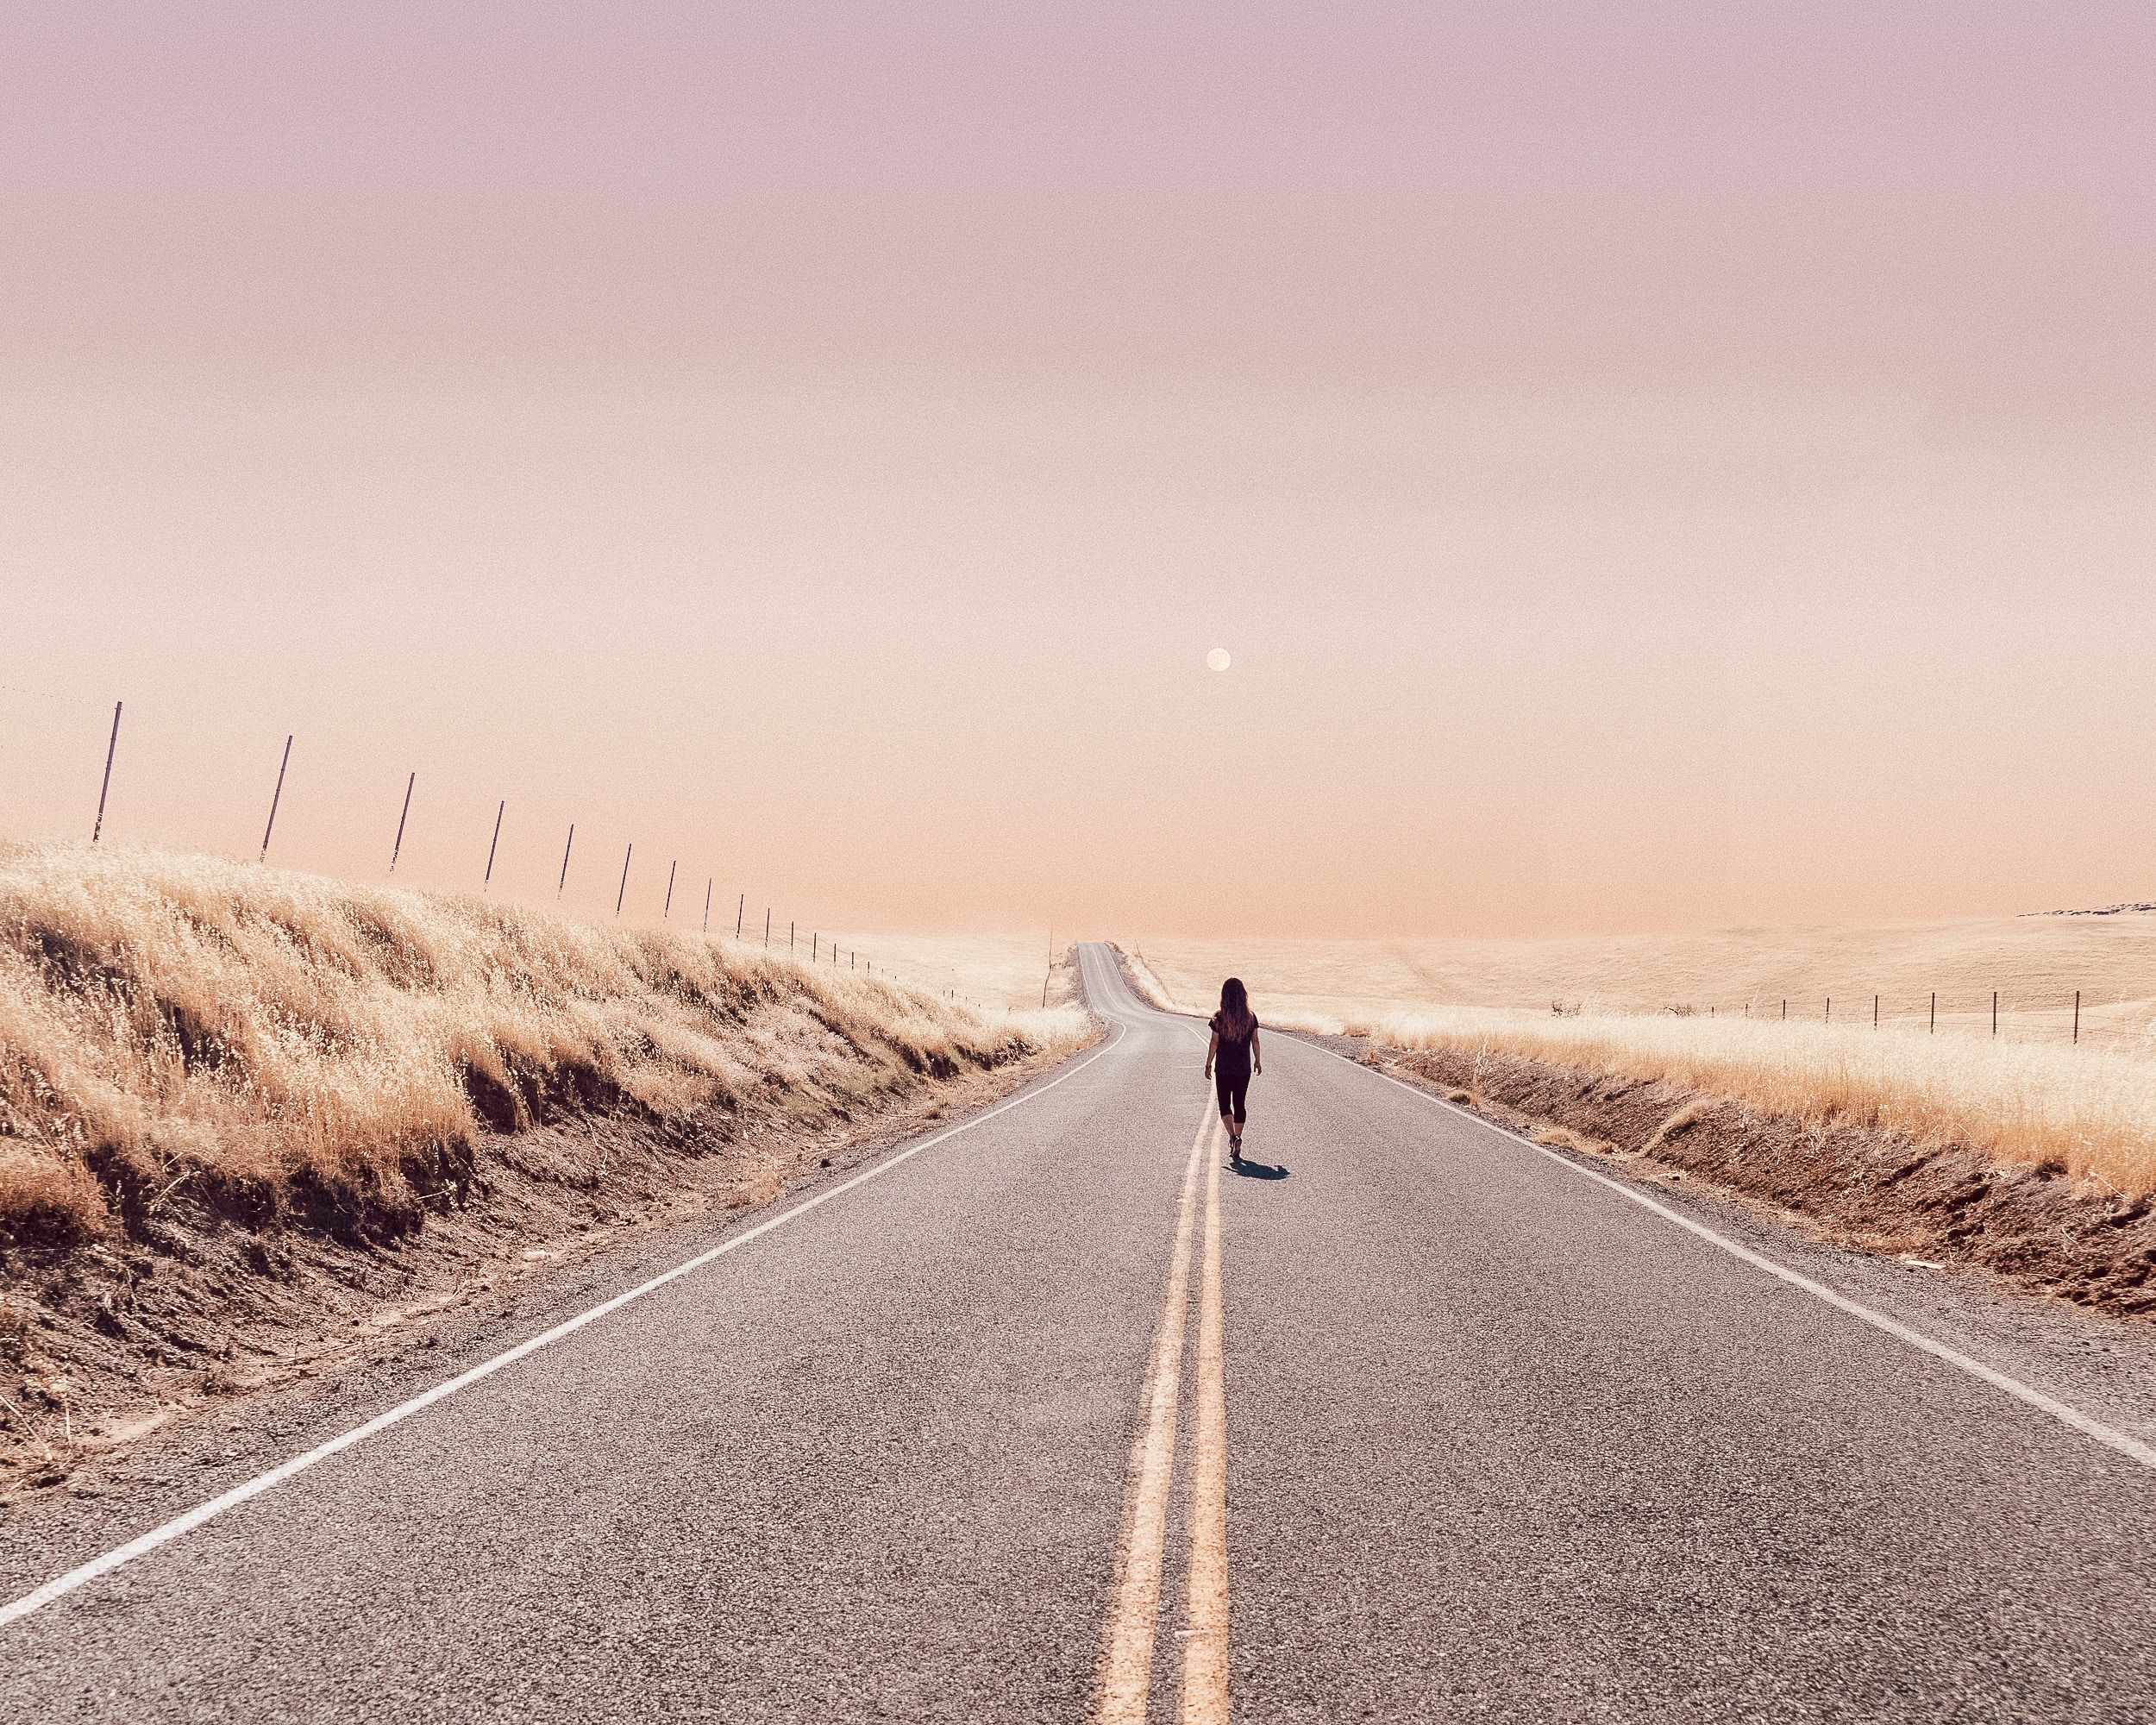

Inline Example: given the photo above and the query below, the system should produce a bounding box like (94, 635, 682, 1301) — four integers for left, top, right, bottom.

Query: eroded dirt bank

(1368, 1042, 2156, 1320)
(0, 1038, 1087, 1502)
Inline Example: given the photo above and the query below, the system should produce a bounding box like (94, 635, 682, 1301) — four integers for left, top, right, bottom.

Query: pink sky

(4, 3, 2153, 938)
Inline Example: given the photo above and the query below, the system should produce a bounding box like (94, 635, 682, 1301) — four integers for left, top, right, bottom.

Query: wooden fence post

(91, 700, 122, 844)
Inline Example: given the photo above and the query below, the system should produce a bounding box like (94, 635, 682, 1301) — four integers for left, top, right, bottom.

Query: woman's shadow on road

(1230, 1157, 1289, 1180)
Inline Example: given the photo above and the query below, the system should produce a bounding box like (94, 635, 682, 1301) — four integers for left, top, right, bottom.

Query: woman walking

(1205, 977, 1263, 1162)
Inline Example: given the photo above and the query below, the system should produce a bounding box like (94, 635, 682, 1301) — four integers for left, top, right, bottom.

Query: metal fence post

(558, 824, 575, 897)
(391, 771, 415, 871)
(1929, 991, 1936, 1032)
(616, 844, 632, 916)
(484, 800, 505, 888)
(1992, 991, 1999, 1037)
(259, 734, 293, 862)
(91, 700, 122, 843)
(2073, 990, 2081, 1045)
(736, 894, 745, 937)
(663, 859, 676, 919)
(703, 878, 712, 933)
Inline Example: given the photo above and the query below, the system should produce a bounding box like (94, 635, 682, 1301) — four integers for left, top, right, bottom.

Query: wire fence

(1549, 989, 2156, 1055)
(47, 699, 1012, 1015)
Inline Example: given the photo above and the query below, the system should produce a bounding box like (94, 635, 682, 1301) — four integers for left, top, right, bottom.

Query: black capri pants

(1214, 1064, 1250, 1124)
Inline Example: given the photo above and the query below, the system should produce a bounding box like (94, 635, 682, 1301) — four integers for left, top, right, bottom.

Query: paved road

(5, 944, 2156, 1720)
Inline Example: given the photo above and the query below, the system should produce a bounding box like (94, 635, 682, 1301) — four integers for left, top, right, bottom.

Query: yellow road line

(1091, 1101, 1215, 1725)
(1178, 1116, 1231, 1724)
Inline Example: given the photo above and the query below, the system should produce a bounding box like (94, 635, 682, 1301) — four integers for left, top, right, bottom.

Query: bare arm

(1204, 1029, 1219, 1079)
(1250, 1027, 1263, 1076)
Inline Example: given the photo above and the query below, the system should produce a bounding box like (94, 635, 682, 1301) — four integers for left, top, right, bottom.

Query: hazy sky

(4, 3, 2152, 938)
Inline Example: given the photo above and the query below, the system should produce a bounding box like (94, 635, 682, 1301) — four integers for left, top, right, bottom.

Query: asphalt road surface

(5, 943, 2156, 1721)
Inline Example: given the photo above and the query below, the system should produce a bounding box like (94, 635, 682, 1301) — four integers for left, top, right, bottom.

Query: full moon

(1206, 647, 1232, 673)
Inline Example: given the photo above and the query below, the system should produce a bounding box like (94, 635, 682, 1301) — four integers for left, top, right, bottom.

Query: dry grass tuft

(0, 842, 1089, 1248)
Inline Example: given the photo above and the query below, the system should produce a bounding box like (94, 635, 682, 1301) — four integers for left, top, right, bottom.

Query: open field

(0, 842, 1088, 1250)
(821, 928, 1081, 1013)
(1132, 915, 2156, 1052)
(1127, 919, 2156, 1197)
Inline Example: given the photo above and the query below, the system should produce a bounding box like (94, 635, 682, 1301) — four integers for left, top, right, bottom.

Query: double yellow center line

(1092, 1101, 1232, 1725)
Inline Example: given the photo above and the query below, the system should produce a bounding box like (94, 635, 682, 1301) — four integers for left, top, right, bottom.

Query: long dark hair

(1218, 976, 1254, 1037)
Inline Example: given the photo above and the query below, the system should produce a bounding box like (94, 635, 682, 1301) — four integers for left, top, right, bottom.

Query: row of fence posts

(75, 701, 1008, 1012)
(1714, 988, 2087, 1044)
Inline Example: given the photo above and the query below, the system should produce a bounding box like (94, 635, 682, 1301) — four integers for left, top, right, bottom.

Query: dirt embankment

(0, 844, 1094, 1496)
(1369, 1042, 2156, 1320)
(0, 1049, 1072, 1502)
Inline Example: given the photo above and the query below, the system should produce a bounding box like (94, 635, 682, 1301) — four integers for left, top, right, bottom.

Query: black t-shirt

(1210, 1012, 1258, 1076)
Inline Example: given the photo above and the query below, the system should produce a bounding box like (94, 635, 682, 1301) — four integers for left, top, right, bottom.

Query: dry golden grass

(1134, 916, 2156, 1052)
(822, 928, 1081, 1013)
(1353, 1006, 2156, 1195)
(0, 842, 1090, 1248)
(1132, 924, 2156, 1195)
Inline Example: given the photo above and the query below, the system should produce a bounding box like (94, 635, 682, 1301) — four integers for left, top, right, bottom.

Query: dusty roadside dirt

(1366, 1041, 2156, 1321)
(0, 1032, 1093, 1503)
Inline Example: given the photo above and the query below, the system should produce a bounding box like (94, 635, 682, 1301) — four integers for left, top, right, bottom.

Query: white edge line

(1300, 1036, 2156, 1474)
(0, 1017, 1128, 1632)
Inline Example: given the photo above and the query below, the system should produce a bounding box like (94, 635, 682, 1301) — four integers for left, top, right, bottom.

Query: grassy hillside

(1134, 915, 2156, 1051)
(0, 843, 1087, 1252)
(821, 927, 1081, 1013)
